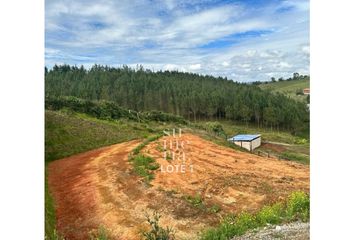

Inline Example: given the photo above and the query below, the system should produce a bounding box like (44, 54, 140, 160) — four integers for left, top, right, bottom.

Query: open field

(47, 133, 309, 239)
(259, 78, 310, 102)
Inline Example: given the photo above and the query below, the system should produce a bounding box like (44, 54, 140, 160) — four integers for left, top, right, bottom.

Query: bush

(257, 203, 284, 225)
(142, 211, 175, 240)
(45, 96, 189, 124)
(286, 191, 310, 221)
(205, 122, 225, 136)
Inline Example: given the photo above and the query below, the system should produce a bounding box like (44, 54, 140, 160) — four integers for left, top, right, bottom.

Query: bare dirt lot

(48, 133, 309, 240)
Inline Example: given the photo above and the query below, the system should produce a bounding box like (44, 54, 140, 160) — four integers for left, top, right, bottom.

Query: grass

(129, 133, 163, 181)
(133, 134, 163, 155)
(130, 154, 160, 181)
(200, 191, 309, 240)
(259, 78, 310, 102)
(45, 165, 63, 240)
(45, 109, 309, 239)
(45, 110, 153, 162)
(183, 194, 222, 213)
(280, 151, 310, 164)
(45, 110, 166, 238)
(184, 194, 204, 208)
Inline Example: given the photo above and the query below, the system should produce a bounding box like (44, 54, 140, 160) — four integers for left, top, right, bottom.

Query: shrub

(205, 122, 225, 136)
(257, 203, 284, 225)
(286, 191, 310, 221)
(142, 211, 175, 240)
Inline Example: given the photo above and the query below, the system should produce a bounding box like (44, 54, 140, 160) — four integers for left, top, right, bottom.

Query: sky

(45, 0, 309, 82)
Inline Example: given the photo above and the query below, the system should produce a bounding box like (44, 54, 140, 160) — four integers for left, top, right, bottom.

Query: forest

(45, 64, 309, 133)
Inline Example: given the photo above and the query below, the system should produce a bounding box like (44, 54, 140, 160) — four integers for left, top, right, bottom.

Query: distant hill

(259, 77, 310, 102)
(45, 65, 309, 132)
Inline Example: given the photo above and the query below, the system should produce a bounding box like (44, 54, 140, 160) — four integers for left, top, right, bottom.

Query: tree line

(45, 64, 309, 133)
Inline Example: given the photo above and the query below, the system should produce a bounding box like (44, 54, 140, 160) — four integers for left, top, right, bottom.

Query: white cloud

(222, 61, 230, 67)
(45, 0, 309, 82)
(189, 63, 201, 70)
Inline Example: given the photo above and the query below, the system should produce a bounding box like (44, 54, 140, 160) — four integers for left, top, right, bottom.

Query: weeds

(200, 191, 309, 240)
(133, 134, 163, 155)
(184, 194, 204, 208)
(286, 191, 310, 221)
(130, 154, 160, 181)
(129, 134, 162, 181)
(142, 211, 175, 240)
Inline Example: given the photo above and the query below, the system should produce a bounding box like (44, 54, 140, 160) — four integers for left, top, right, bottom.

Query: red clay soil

(47, 133, 309, 240)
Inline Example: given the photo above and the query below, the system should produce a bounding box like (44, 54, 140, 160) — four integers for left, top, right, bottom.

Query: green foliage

(45, 110, 149, 162)
(294, 138, 308, 145)
(208, 204, 222, 213)
(259, 76, 309, 103)
(142, 211, 175, 240)
(45, 65, 308, 132)
(205, 122, 225, 136)
(130, 154, 160, 181)
(45, 166, 64, 240)
(184, 194, 204, 208)
(286, 191, 310, 222)
(200, 191, 310, 240)
(133, 134, 163, 155)
(257, 203, 284, 225)
(46, 96, 188, 124)
(280, 151, 309, 164)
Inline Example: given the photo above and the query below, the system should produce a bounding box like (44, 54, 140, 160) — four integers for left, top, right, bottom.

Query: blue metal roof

(228, 134, 261, 141)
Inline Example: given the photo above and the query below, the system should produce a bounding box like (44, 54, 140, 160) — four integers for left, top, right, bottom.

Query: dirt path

(48, 134, 309, 240)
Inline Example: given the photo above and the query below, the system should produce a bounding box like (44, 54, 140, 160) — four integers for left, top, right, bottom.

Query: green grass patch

(45, 110, 151, 162)
(45, 164, 64, 240)
(184, 194, 204, 208)
(132, 134, 163, 155)
(130, 154, 160, 181)
(200, 191, 309, 240)
(259, 78, 309, 102)
(280, 151, 309, 164)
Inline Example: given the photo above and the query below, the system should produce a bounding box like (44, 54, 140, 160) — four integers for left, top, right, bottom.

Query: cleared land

(259, 78, 309, 102)
(48, 133, 309, 240)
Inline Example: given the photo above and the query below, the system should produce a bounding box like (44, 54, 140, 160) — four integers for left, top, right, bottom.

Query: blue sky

(45, 0, 309, 82)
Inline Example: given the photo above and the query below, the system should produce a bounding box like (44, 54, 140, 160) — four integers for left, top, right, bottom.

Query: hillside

(259, 77, 310, 102)
(47, 132, 309, 240)
(45, 65, 309, 133)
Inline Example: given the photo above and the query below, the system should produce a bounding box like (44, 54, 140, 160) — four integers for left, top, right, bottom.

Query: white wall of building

(234, 137, 261, 151)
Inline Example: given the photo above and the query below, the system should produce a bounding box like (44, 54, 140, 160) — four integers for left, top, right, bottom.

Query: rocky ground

(231, 222, 309, 240)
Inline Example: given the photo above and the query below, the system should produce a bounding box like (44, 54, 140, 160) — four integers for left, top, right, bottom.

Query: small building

(228, 134, 261, 151)
(303, 88, 310, 95)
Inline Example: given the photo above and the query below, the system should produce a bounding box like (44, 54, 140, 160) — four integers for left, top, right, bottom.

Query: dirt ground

(48, 133, 309, 240)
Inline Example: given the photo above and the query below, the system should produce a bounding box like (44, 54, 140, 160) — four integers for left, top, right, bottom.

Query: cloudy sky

(45, 0, 309, 82)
